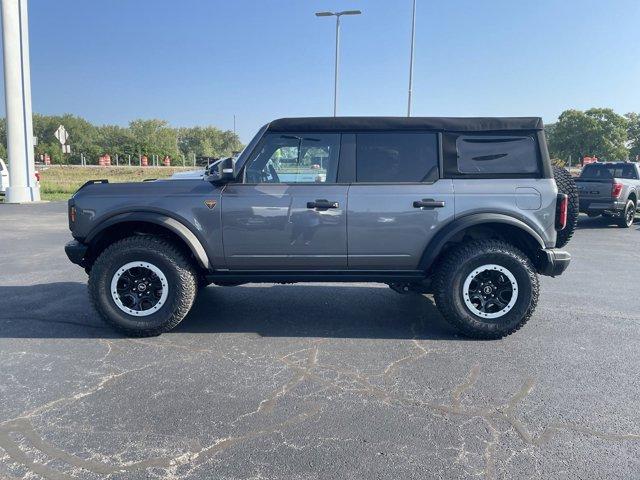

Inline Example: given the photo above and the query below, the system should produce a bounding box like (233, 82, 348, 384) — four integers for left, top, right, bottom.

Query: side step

(204, 270, 426, 284)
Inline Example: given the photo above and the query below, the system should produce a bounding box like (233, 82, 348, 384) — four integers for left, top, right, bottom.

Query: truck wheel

(89, 236, 198, 337)
(616, 200, 636, 228)
(553, 166, 579, 248)
(433, 240, 539, 339)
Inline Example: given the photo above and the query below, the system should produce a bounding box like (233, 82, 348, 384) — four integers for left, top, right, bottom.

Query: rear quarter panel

(452, 178, 557, 247)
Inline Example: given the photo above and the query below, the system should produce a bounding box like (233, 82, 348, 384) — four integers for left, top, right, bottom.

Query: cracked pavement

(0, 202, 639, 479)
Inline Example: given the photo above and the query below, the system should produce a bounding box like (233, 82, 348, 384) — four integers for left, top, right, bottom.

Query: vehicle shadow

(576, 215, 639, 230)
(0, 282, 461, 340)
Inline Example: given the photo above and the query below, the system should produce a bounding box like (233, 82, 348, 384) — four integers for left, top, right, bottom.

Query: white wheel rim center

(462, 264, 518, 319)
(110, 261, 169, 317)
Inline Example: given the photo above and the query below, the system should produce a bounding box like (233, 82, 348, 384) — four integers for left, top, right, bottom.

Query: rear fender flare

(419, 213, 546, 272)
(85, 212, 210, 269)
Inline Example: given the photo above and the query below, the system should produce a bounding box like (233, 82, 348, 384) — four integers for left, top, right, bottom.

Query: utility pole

(407, 0, 417, 117)
(316, 10, 362, 117)
(333, 15, 340, 117)
(1, 0, 40, 202)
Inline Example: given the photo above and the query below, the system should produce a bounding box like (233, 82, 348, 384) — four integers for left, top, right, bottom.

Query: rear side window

(356, 133, 438, 183)
(456, 135, 539, 175)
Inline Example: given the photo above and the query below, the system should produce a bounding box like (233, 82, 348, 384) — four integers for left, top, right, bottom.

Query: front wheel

(434, 240, 539, 339)
(616, 200, 636, 228)
(89, 236, 198, 337)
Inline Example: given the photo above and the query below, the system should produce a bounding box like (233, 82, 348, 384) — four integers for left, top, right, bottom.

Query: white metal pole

(333, 15, 340, 117)
(407, 0, 417, 117)
(2, 0, 39, 202)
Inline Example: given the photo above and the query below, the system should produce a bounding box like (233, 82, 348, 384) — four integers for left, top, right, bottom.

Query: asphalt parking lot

(0, 202, 639, 480)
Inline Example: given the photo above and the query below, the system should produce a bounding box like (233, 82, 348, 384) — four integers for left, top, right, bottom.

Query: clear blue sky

(1, 0, 639, 142)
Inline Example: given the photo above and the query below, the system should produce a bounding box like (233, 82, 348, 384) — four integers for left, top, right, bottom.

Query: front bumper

(538, 248, 571, 277)
(65, 240, 88, 267)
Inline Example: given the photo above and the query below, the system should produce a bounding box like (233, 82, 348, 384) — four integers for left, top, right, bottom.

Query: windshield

(581, 163, 638, 180)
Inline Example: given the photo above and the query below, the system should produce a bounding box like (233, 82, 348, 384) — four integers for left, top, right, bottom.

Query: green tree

(97, 125, 135, 158)
(177, 126, 243, 162)
(625, 112, 640, 161)
(548, 108, 628, 163)
(129, 119, 179, 160)
(32, 113, 100, 164)
(0, 113, 244, 165)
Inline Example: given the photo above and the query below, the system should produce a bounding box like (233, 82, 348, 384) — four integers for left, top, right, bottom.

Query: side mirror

(206, 157, 235, 184)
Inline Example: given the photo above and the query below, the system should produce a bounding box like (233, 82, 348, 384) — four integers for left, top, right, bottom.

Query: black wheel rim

(626, 205, 634, 226)
(463, 265, 519, 319)
(110, 262, 169, 316)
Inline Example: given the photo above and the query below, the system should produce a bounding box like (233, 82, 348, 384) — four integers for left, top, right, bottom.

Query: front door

(221, 132, 348, 270)
(347, 132, 455, 270)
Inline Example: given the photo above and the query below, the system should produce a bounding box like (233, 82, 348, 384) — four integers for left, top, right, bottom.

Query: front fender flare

(85, 211, 210, 270)
(418, 213, 546, 272)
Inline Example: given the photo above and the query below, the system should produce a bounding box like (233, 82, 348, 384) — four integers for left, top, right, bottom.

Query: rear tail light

(556, 194, 568, 230)
(612, 182, 623, 199)
(69, 205, 77, 223)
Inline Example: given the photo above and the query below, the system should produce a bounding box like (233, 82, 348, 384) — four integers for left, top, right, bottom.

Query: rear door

(221, 132, 348, 270)
(347, 132, 455, 270)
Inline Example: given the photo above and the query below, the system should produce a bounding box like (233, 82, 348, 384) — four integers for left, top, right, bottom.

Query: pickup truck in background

(576, 162, 640, 227)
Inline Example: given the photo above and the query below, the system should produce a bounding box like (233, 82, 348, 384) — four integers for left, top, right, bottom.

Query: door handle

(307, 199, 339, 209)
(413, 199, 445, 209)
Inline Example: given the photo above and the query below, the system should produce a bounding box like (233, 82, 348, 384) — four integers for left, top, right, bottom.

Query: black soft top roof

(267, 116, 544, 133)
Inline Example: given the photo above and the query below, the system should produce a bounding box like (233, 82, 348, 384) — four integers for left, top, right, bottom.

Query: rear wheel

(434, 240, 539, 339)
(553, 166, 578, 247)
(89, 236, 198, 337)
(616, 200, 636, 228)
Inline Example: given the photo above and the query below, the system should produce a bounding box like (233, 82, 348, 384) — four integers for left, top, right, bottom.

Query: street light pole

(1, 0, 40, 202)
(333, 15, 340, 117)
(407, 0, 417, 117)
(316, 10, 362, 117)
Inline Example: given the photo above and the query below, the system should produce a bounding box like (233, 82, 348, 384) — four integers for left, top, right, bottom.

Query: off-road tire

(553, 165, 578, 248)
(616, 200, 636, 228)
(434, 240, 539, 339)
(89, 235, 198, 337)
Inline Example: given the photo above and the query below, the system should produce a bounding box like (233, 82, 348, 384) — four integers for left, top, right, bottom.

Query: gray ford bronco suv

(65, 117, 577, 339)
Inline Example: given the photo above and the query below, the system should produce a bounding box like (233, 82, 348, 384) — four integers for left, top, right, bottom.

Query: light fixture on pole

(407, 0, 417, 117)
(315, 10, 362, 117)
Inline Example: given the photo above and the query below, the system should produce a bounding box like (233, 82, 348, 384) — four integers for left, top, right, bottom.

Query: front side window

(245, 133, 340, 184)
(456, 135, 539, 175)
(356, 132, 439, 183)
